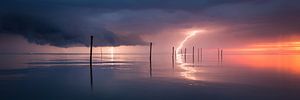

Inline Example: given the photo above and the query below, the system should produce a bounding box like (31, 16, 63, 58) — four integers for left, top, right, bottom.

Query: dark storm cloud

(0, 13, 146, 47)
(0, 0, 151, 47)
(0, 0, 251, 10)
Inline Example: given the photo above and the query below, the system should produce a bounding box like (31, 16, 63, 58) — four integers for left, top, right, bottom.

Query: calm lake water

(1, 53, 300, 100)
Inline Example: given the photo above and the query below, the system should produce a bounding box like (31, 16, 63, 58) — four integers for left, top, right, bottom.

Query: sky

(0, 0, 300, 53)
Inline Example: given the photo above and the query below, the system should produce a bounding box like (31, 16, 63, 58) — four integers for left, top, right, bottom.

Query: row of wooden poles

(89, 36, 223, 68)
(171, 46, 224, 63)
(89, 36, 224, 90)
(171, 47, 204, 63)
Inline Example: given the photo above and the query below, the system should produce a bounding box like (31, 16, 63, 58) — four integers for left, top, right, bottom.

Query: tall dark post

(174, 50, 176, 60)
(218, 48, 220, 62)
(172, 47, 174, 58)
(193, 47, 195, 63)
(184, 48, 187, 63)
(172, 47, 174, 68)
(181, 49, 183, 57)
(172, 47, 175, 69)
(89, 36, 94, 91)
(197, 48, 199, 63)
(221, 49, 223, 62)
(149, 42, 152, 77)
(201, 48, 203, 62)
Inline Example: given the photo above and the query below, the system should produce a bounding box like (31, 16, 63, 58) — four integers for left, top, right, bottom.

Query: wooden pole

(201, 48, 203, 62)
(221, 49, 223, 62)
(172, 47, 174, 58)
(197, 48, 199, 63)
(172, 47, 175, 69)
(218, 48, 220, 62)
(192, 46, 194, 63)
(174, 50, 176, 60)
(172, 46, 174, 66)
(181, 49, 183, 57)
(150, 42, 152, 62)
(90, 36, 93, 70)
(89, 36, 94, 91)
(149, 42, 152, 77)
(184, 48, 186, 63)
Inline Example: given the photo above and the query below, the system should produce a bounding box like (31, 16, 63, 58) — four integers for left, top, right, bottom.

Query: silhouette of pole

(172, 47, 175, 69)
(149, 42, 152, 77)
(174, 50, 176, 60)
(150, 42, 152, 61)
(221, 49, 223, 62)
(218, 48, 220, 62)
(89, 36, 94, 91)
(201, 48, 203, 62)
(181, 49, 183, 57)
(184, 48, 187, 63)
(172, 46, 174, 65)
(193, 47, 195, 63)
(197, 48, 199, 63)
(172, 47, 175, 58)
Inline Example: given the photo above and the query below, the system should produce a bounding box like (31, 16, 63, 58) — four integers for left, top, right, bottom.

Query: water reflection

(2, 53, 300, 100)
(176, 53, 200, 80)
(110, 47, 114, 62)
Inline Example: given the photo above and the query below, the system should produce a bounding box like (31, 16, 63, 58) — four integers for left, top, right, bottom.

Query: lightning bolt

(176, 30, 199, 55)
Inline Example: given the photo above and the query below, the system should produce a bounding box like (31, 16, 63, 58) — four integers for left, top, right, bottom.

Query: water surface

(1, 53, 300, 100)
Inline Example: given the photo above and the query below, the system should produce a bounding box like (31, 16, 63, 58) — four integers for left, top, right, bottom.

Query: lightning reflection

(175, 30, 204, 80)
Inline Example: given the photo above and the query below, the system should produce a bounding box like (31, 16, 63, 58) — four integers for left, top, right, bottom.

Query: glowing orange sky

(226, 41, 300, 54)
(227, 55, 300, 75)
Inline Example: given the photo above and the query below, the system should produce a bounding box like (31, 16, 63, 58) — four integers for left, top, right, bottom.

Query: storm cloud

(0, 13, 146, 47)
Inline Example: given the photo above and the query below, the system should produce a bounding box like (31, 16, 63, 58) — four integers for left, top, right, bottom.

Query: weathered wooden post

(184, 48, 187, 63)
(192, 46, 195, 64)
(172, 47, 174, 67)
(181, 49, 183, 57)
(174, 50, 176, 60)
(149, 42, 152, 77)
(197, 48, 199, 63)
(221, 49, 223, 62)
(89, 36, 94, 91)
(201, 48, 203, 62)
(218, 48, 220, 62)
(172, 47, 175, 69)
(172, 47, 175, 58)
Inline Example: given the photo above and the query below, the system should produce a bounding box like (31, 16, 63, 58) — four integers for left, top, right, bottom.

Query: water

(1, 53, 300, 100)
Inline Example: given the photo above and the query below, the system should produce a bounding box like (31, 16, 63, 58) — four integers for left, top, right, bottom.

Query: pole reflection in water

(89, 36, 94, 92)
(174, 30, 204, 80)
